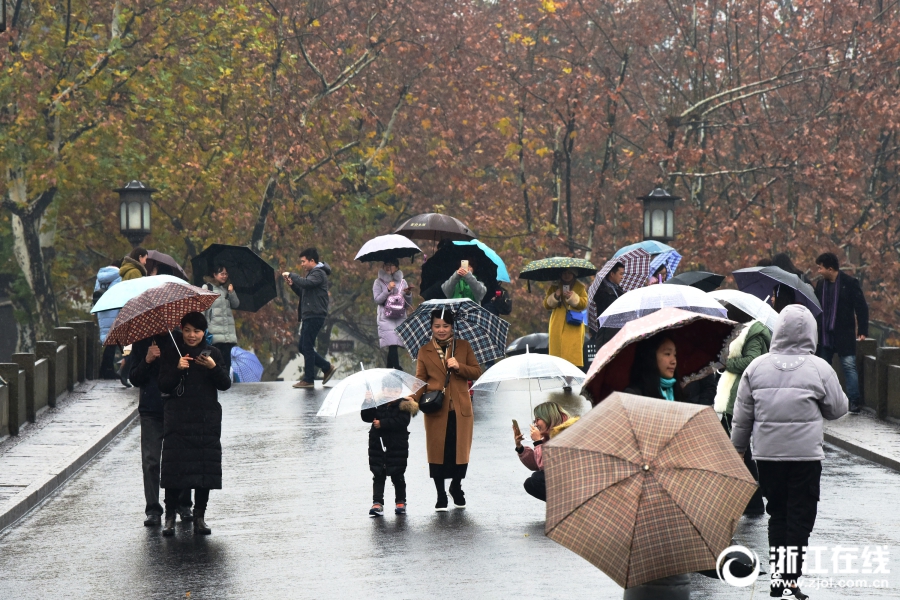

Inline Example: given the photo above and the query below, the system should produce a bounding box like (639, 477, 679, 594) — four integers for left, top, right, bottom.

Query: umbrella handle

(168, 329, 183, 358)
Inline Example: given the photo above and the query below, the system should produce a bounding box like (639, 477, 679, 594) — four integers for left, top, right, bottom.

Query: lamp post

(116, 180, 155, 247)
(639, 187, 680, 242)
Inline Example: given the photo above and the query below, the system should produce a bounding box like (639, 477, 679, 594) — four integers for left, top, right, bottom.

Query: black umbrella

(394, 213, 476, 242)
(664, 271, 725, 292)
(732, 266, 822, 316)
(191, 244, 276, 313)
(419, 242, 500, 300)
(506, 333, 550, 356)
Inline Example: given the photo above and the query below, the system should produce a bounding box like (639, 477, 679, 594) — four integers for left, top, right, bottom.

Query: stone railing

(856, 338, 900, 421)
(0, 321, 98, 438)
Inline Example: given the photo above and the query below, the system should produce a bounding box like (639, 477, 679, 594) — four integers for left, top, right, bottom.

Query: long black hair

(628, 332, 684, 401)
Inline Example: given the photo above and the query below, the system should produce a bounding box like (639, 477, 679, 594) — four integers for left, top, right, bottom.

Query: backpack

(91, 281, 113, 307)
(383, 283, 407, 320)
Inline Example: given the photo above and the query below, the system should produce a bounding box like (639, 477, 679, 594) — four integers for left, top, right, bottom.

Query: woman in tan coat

(408, 309, 481, 511)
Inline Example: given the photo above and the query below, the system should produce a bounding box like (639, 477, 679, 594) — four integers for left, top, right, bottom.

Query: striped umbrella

(587, 249, 651, 333)
(104, 283, 219, 347)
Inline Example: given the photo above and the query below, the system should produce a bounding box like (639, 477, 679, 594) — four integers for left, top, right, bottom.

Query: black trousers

(140, 416, 191, 516)
(386, 345, 402, 370)
(166, 488, 210, 515)
(757, 460, 822, 584)
(524, 470, 546, 502)
(722, 414, 764, 512)
(213, 342, 236, 372)
(100, 345, 118, 378)
(373, 472, 406, 504)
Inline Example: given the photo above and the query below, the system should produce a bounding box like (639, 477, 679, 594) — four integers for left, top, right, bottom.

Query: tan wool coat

(412, 338, 482, 465)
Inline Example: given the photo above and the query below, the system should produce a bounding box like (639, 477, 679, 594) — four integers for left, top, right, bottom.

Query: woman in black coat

(158, 312, 231, 536)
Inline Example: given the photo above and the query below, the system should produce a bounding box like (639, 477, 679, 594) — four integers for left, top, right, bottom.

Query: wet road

(1, 383, 899, 599)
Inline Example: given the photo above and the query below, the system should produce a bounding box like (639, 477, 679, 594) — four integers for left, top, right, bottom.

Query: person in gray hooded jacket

(203, 265, 240, 372)
(731, 304, 847, 600)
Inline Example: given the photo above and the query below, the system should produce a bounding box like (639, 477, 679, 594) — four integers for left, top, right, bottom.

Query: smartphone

(512, 419, 522, 437)
(200, 349, 212, 358)
(563, 284, 571, 293)
(460, 259, 469, 270)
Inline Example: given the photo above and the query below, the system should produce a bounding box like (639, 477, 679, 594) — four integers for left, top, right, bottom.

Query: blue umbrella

(648, 250, 682, 282)
(452, 240, 511, 283)
(613, 240, 675, 258)
(90, 275, 192, 313)
(230, 346, 264, 383)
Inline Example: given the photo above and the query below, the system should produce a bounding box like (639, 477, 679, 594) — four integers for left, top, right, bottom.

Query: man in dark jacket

(282, 247, 336, 389)
(814, 252, 868, 413)
(591, 262, 625, 347)
(129, 334, 192, 526)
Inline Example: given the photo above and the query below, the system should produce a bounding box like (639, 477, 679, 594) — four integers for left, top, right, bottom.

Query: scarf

(822, 277, 840, 347)
(433, 336, 453, 362)
(453, 278, 476, 301)
(659, 377, 676, 401)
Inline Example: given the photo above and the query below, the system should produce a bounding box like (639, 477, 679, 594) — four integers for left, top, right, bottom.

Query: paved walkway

(824, 410, 900, 473)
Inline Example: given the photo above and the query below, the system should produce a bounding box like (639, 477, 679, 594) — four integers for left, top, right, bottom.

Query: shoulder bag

(419, 338, 455, 415)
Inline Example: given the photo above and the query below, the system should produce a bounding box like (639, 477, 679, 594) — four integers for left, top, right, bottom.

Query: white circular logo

(716, 545, 761, 587)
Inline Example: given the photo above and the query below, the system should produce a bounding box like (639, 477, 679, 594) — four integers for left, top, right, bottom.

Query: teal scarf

(659, 377, 676, 401)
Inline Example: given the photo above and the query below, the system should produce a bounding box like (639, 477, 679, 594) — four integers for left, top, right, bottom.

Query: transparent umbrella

(316, 367, 427, 417)
(708, 289, 780, 332)
(472, 348, 586, 411)
(597, 284, 727, 329)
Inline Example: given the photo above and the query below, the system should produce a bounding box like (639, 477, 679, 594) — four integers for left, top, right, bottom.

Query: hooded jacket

(373, 269, 412, 348)
(119, 256, 147, 281)
(713, 320, 771, 415)
(361, 398, 419, 475)
(288, 262, 331, 320)
(94, 266, 122, 292)
(203, 282, 240, 344)
(731, 305, 848, 461)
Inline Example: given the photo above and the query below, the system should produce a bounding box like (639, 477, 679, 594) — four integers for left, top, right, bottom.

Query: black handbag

(419, 339, 455, 415)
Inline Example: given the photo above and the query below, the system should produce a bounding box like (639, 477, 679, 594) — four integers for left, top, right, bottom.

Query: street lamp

(116, 180, 156, 247)
(639, 187, 681, 242)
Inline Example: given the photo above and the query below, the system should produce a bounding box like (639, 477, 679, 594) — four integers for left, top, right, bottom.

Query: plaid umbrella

(395, 298, 510, 364)
(230, 346, 264, 382)
(104, 283, 219, 347)
(648, 249, 681, 281)
(612, 240, 675, 258)
(544, 392, 757, 588)
(519, 257, 596, 281)
(587, 249, 651, 333)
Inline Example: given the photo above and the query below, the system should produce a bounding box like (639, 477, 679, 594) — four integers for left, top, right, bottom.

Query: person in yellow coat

(543, 269, 589, 367)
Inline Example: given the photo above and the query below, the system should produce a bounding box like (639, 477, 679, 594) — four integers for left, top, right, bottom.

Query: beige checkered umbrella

(543, 392, 757, 589)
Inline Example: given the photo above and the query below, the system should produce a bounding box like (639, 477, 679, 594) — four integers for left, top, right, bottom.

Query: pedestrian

(482, 282, 512, 317)
(731, 305, 848, 599)
(406, 309, 481, 511)
(623, 333, 684, 401)
(714, 302, 772, 515)
(773, 252, 810, 284)
(203, 264, 240, 374)
(441, 259, 486, 303)
(119, 247, 148, 281)
(282, 247, 337, 389)
(772, 284, 798, 313)
(373, 259, 413, 370)
(681, 373, 716, 406)
(157, 312, 233, 536)
(129, 333, 193, 527)
(543, 269, 589, 367)
(647, 263, 667, 285)
(94, 259, 122, 380)
(513, 400, 579, 502)
(361, 376, 419, 517)
(590, 262, 624, 347)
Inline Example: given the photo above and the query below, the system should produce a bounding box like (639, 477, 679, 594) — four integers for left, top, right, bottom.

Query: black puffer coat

(129, 332, 182, 418)
(158, 339, 231, 489)
(361, 399, 418, 476)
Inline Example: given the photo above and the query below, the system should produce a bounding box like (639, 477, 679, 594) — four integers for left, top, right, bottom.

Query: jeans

(140, 416, 191, 516)
(299, 317, 331, 383)
(817, 346, 860, 406)
(166, 487, 209, 515)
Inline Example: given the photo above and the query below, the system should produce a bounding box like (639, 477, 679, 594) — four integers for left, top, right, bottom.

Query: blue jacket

(94, 266, 122, 291)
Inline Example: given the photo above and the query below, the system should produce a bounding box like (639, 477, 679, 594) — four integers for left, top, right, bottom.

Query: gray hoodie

(731, 304, 847, 461)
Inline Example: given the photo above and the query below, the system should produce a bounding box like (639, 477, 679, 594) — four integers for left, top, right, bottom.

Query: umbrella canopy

(191, 244, 277, 313)
(395, 298, 510, 364)
(394, 213, 476, 242)
(105, 283, 219, 347)
(732, 266, 822, 316)
(648, 249, 681, 281)
(355, 234, 422, 263)
(420, 243, 501, 300)
(230, 347, 264, 383)
(90, 275, 192, 313)
(612, 240, 674, 258)
(665, 271, 725, 292)
(506, 332, 549, 356)
(597, 283, 727, 329)
(316, 368, 427, 417)
(452, 240, 511, 283)
(519, 257, 596, 282)
(147, 250, 188, 280)
(544, 392, 757, 588)
(587, 249, 651, 333)
(583, 307, 738, 403)
(472, 352, 585, 394)
(708, 289, 780, 332)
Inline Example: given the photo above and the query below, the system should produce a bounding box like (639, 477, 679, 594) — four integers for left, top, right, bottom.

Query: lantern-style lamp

(639, 188, 680, 242)
(116, 180, 155, 247)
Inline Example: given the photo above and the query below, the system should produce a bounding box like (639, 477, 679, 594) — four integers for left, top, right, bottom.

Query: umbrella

(394, 213, 476, 242)
(104, 283, 219, 348)
(147, 250, 188, 280)
(708, 289, 780, 332)
(419, 243, 501, 300)
(732, 266, 822, 316)
(90, 275, 192, 313)
(648, 249, 681, 281)
(665, 271, 725, 292)
(316, 368, 427, 417)
(543, 392, 757, 588)
(452, 240, 511, 283)
(612, 240, 675, 258)
(355, 234, 422, 263)
(472, 351, 586, 409)
(583, 307, 738, 403)
(395, 298, 510, 364)
(191, 244, 277, 313)
(587, 249, 651, 333)
(597, 283, 727, 329)
(506, 333, 549, 356)
(519, 257, 596, 282)
(230, 347, 264, 383)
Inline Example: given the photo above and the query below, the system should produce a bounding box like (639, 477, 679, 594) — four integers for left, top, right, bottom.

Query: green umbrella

(519, 257, 596, 282)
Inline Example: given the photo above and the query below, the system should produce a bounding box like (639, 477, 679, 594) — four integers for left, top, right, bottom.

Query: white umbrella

(316, 367, 427, 417)
(708, 289, 780, 332)
(472, 348, 586, 410)
(597, 284, 727, 328)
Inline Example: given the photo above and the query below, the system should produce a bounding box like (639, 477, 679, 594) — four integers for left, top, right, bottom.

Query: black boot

(162, 513, 176, 536)
(449, 479, 466, 508)
(434, 478, 448, 512)
(193, 513, 211, 535)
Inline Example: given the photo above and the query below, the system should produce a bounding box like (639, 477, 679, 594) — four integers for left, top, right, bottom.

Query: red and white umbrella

(104, 283, 218, 348)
